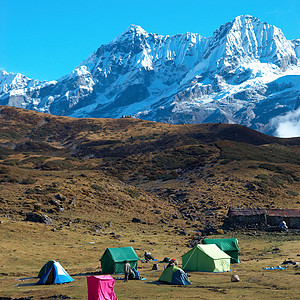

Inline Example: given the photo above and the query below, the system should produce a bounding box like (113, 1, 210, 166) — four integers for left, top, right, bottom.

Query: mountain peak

(1, 16, 300, 137)
(232, 15, 260, 24)
(124, 24, 148, 35)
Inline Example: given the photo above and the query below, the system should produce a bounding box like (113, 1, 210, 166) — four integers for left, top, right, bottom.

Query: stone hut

(225, 207, 300, 229)
(266, 209, 300, 229)
(226, 207, 267, 229)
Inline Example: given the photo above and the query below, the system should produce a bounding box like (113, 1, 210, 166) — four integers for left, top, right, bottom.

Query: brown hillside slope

(0, 106, 300, 299)
(0, 105, 299, 230)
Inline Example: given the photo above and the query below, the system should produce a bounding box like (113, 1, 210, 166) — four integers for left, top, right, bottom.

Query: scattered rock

(231, 274, 240, 282)
(33, 203, 42, 212)
(177, 229, 187, 236)
(55, 194, 66, 201)
(132, 217, 142, 223)
(25, 212, 53, 225)
(282, 259, 297, 265)
(49, 199, 61, 207)
(69, 198, 76, 205)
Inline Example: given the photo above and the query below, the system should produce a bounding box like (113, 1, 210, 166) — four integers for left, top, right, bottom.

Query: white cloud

(272, 107, 300, 138)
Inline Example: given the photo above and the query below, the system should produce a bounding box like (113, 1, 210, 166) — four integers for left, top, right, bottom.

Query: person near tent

(144, 251, 154, 262)
(123, 260, 131, 282)
(128, 268, 141, 280)
(278, 220, 288, 232)
(167, 259, 176, 268)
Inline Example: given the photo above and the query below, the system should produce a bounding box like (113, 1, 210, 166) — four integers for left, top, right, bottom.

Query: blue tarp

(262, 266, 286, 270)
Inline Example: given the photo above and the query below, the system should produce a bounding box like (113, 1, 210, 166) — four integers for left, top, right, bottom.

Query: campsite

(0, 107, 300, 299)
(1, 217, 300, 299)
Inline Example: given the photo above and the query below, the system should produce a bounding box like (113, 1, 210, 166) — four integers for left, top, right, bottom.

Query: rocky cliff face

(1, 15, 300, 136)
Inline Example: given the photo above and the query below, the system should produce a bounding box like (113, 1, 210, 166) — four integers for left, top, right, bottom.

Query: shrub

(20, 178, 37, 185)
(41, 160, 73, 171)
(256, 174, 269, 181)
(125, 188, 140, 198)
(0, 176, 18, 183)
(91, 184, 104, 192)
(248, 165, 258, 169)
(258, 163, 294, 176)
(0, 167, 9, 174)
(3, 159, 20, 166)
(286, 190, 298, 196)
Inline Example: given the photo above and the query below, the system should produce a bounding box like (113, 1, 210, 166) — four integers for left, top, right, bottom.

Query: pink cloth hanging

(87, 275, 118, 300)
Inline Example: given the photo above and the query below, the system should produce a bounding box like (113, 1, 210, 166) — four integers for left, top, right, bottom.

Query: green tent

(202, 238, 240, 263)
(182, 244, 231, 272)
(158, 266, 190, 285)
(100, 247, 139, 274)
(38, 260, 56, 278)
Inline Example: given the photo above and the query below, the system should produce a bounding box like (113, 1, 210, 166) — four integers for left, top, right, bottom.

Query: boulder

(132, 217, 142, 223)
(25, 212, 53, 225)
(231, 274, 240, 282)
(55, 193, 66, 201)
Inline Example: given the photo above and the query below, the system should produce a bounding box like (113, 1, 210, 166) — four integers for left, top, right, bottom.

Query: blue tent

(158, 266, 190, 285)
(37, 261, 74, 285)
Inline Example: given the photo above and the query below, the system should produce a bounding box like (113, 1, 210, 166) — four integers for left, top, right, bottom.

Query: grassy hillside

(1, 106, 299, 229)
(0, 106, 300, 299)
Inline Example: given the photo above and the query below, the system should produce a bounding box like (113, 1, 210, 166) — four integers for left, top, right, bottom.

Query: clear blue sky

(1, 0, 300, 81)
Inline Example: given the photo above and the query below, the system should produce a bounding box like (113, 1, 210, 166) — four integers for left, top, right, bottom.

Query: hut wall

(289, 218, 300, 229)
(229, 215, 266, 228)
(267, 216, 300, 229)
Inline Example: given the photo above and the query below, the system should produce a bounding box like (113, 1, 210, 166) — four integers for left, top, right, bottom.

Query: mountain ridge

(1, 15, 300, 136)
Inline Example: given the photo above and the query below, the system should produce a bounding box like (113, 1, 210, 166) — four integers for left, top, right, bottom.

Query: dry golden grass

(0, 106, 300, 299)
(0, 218, 299, 299)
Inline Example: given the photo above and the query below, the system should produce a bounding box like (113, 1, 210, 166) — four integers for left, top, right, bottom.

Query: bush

(0, 176, 18, 183)
(41, 160, 73, 171)
(125, 187, 140, 198)
(0, 167, 9, 174)
(3, 159, 20, 166)
(286, 190, 298, 196)
(256, 174, 269, 181)
(20, 178, 37, 185)
(91, 184, 104, 192)
(248, 165, 258, 169)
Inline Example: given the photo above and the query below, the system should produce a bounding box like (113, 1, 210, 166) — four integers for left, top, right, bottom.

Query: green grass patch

(41, 160, 74, 171)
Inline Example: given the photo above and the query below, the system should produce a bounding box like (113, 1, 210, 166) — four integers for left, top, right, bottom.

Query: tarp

(37, 261, 74, 285)
(159, 266, 190, 285)
(202, 238, 240, 263)
(100, 247, 139, 274)
(87, 275, 118, 300)
(38, 260, 56, 278)
(182, 244, 231, 272)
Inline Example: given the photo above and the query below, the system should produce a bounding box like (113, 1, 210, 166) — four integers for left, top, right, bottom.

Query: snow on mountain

(1, 15, 300, 136)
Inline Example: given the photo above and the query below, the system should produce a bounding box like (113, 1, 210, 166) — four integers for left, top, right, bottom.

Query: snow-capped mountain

(1, 15, 300, 136)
